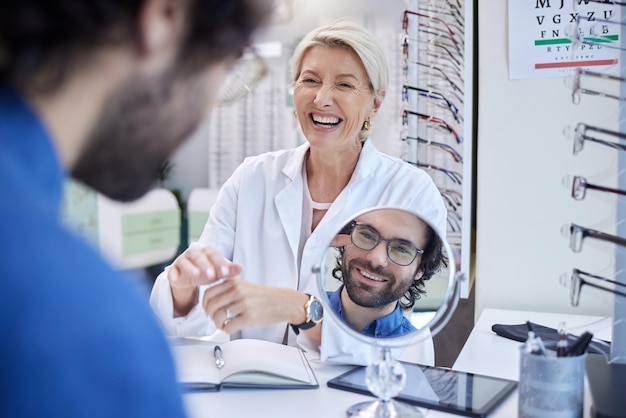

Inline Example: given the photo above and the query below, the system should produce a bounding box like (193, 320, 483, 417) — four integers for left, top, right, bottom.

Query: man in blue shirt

(328, 209, 447, 338)
(0, 1, 269, 417)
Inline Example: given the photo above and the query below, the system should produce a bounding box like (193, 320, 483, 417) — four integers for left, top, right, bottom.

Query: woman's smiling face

(293, 45, 381, 151)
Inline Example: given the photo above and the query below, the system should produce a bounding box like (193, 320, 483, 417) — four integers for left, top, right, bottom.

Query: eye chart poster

(509, 0, 621, 79)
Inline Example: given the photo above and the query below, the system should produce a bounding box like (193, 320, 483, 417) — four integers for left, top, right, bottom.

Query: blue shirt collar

(327, 286, 417, 338)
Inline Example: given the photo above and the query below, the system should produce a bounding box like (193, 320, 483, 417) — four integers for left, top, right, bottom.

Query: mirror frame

(315, 206, 462, 349)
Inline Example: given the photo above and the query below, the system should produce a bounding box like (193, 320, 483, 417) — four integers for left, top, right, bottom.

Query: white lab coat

(150, 140, 447, 365)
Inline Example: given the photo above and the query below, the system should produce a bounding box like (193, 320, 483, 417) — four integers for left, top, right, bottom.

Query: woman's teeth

(312, 115, 340, 127)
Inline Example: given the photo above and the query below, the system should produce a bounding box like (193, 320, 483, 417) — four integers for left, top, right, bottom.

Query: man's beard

(71, 68, 206, 202)
(342, 259, 414, 309)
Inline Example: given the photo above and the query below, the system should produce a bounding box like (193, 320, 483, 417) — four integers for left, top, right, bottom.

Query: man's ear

(136, 0, 186, 72)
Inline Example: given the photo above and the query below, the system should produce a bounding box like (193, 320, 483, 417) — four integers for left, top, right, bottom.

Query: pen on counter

(526, 321, 546, 356)
(566, 331, 593, 357)
(525, 321, 547, 356)
(557, 326, 569, 357)
(214, 345, 224, 369)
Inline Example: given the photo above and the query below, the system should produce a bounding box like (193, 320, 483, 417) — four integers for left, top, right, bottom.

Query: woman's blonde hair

(290, 20, 389, 140)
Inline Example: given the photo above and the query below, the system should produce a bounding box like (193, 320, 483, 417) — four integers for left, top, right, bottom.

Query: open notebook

(169, 338, 319, 391)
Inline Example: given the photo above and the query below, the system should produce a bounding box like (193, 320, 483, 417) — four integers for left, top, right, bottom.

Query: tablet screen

(327, 362, 517, 418)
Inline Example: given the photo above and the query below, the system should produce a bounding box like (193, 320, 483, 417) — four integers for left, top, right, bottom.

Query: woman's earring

(363, 120, 372, 131)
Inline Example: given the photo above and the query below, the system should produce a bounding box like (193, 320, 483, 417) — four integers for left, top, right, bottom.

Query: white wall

(475, 0, 619, 319)
(164, 117, 211, 202)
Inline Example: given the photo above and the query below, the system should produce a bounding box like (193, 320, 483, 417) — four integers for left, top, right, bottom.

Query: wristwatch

(291, 294, 323, 334)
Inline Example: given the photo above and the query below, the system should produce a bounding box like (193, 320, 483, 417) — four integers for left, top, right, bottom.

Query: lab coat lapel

(320, 140, 378, 226)
(274, 144, 308, 261)
(274, 141, 377, 260)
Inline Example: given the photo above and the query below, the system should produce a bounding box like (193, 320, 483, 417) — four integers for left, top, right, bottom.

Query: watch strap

(290, 294, 321, 334)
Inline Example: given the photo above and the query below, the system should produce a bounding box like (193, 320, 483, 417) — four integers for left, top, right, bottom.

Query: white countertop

(427, 308, 612, 418)
(183, 308, 612, 418)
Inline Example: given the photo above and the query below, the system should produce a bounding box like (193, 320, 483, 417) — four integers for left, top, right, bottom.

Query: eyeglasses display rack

(403, 0, 474, 297)
(561, 2, 626, 416)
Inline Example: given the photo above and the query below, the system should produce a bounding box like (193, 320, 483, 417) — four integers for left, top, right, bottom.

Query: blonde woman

(150, 20, 446, 365)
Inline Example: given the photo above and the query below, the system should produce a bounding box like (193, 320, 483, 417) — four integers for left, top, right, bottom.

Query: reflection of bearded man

(340, 253, 422, 309)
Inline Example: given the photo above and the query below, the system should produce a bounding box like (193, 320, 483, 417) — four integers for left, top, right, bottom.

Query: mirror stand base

(346, 400, 424, 418)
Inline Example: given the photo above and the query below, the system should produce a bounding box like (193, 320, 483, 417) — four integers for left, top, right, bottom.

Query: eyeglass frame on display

(571, 67, 626, 105)
(401, 33, 464, 68)
(571, 175, 626, 200)
(574, 0, 626, 8)
(402, 84, 462, 124)
(403, 9, 463, 48)
(568, 223, 626, 253)
(563, 268, 626, 307)
(408, 59, 464, 95)
(417, 2, 465, 30)
(411, 161, 463, 185)
(572, 122, 626, 155)
(570, 16, 624, 53)
(401, 108, 463, 144)
(401, 131, 463, 163)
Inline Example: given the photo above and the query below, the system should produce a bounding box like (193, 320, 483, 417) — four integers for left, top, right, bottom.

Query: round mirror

(317, 206, 459, 347)
(315, 206, 463, 418)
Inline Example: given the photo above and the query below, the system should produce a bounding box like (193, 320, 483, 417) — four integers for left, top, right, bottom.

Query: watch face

(309, 299, 324, 322)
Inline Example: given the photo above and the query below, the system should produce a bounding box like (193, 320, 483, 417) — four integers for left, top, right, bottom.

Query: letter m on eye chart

(508, 0, 621, 80)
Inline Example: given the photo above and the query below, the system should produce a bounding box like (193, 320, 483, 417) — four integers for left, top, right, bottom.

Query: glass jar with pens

(518, 322, 591, 418)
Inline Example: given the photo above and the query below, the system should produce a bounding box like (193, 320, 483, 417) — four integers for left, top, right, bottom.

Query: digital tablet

(327, 362, 517, 418)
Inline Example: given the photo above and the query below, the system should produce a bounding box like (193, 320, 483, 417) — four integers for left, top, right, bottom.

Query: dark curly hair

(0, 0, 271, 94)
(332, 218, 448, 310)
